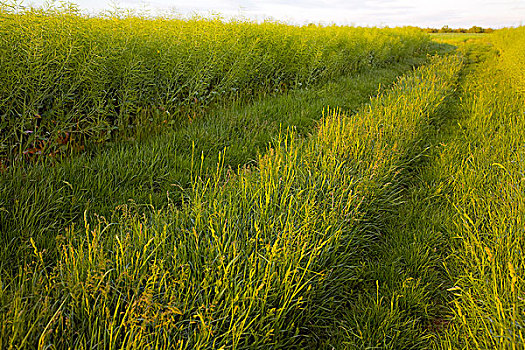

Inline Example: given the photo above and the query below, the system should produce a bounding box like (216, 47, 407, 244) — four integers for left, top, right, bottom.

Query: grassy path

(0, 57, 428, 271)
(435, 38, 525, 348)
(3, 34, 523, 348)
(333, 38, 525, 349)
(329, 46, 472, 349)
(1, 53, 462, 348)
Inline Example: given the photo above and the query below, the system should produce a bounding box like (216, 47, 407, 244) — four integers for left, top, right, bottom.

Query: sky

(28, 0, 525, 28)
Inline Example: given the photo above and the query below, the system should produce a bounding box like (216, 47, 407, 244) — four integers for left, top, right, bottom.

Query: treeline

(423, 25, 494, 33)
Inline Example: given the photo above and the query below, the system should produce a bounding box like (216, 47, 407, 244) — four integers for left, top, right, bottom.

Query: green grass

(0, 51, 462, 348)
(1, 5, 525, 347)
(0, 3, 432, 163)
(434, 33, 525, 349)
(430, 32, 489, 44)
(337, 31, 525, 349)
(0, 55, 431, 272)
(326, 40, 476, 349)
(492, 27, 525, 94)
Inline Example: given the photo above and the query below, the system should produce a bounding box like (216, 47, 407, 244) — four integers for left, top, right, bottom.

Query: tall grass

(0, 3, 432, 162)
(0, 54, 462, 349)
(492, 26, 525, 93)
(0, 56, 431, 275)
(433, 31, 525, 348)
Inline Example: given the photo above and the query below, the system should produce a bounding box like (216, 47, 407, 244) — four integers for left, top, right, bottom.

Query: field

(429, 32, 489, 43)
(1, 4, 524, 349)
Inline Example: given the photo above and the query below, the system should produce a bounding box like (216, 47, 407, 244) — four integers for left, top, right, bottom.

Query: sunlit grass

(435, 30, 525, 349)
(1, 2, 524, 348)
(0, 3, 432, 164)
(430, 32, 489, 44)
(0, 50, 462, 348)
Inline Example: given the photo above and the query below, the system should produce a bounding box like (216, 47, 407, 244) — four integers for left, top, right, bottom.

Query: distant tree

(439, 25, 453, 33)
(468, 26, 484, 33)
(423, 26, 494, 34)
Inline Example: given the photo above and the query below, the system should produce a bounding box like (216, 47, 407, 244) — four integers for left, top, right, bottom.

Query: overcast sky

(29, 0, 525, 28)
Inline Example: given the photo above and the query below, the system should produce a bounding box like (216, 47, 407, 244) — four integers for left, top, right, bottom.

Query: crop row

(492, 26, 525, 93)
(0, 54, 462, 349)
(0, 4, 433, 161)
(439, 28, 525, 348)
